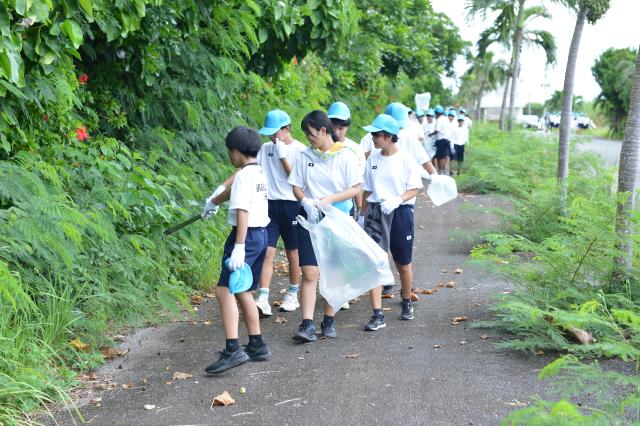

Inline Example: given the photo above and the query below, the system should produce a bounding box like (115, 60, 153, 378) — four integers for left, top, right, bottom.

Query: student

(460, 108, 473, 130)
(423, 108, 437, 161)
(429, 105, 452, 175)
(451, 114, 469, 176)
(360, 114, 422, 329)
(254, 110, 307, 317)
(447, 109, 458, 173)
(408, 108, 426, 143)
(288, 110, 362, 342)
(202, 127, 271, 375)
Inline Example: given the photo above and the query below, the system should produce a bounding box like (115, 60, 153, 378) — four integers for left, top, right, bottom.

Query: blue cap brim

(363, 125, 382, 133)
(328, 114, 350, 120)
(259, 127, 279, 136)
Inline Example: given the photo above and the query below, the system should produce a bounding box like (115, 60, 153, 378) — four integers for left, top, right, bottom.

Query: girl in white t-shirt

(360, 114, 423, 330)
(288, 110, 362, 342)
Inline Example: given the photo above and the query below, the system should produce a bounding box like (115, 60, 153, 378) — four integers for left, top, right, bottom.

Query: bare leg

(300, 266, 319, 320)
(236, 292, 260, 335)
(396, 262, 413, 300)
(286, 249, 301, 285)
(216, 286, 239, 339)
(258, 247, 276, 289)
(370, 286, 382, 310)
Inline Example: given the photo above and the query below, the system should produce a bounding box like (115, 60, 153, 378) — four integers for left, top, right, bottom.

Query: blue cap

(447, 108, 457, 117)
(434, 105, 444, 114)
(426, 108, 435, 116)
(384, 102, 409, 128)
(224, 258, 254, 294)
(259, 109, 291, 135)
(415, 108, 425, 117)
(327, 102, 351, 120)
(457, 114, 465, 121)
(363, 114, 400, 135)
(459, 107, 467, 114)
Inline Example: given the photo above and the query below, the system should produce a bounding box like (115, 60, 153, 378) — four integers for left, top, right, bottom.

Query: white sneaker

(280, 292, 300, 312)
(255, 296, 272, 317)
(341, 301, 350, 310)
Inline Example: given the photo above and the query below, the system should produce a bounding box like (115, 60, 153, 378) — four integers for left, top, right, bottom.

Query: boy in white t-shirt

(360, 114, 423, 329)
(451, 115, 469, 176)
(429, 105, 451, 175)
(255, 109, 307, 317)
(202, 127, 271, 375)
(460, 108, 473, 130)
(288, 110, 362, 342)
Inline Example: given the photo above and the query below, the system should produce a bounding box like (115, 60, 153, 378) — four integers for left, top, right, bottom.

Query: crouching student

(288, 110, 362, 342)
(202, 127, 271, 374)
(360, 114, 422, 330)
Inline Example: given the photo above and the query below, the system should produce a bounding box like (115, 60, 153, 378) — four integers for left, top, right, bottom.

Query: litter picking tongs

(164, 214, 201, 235)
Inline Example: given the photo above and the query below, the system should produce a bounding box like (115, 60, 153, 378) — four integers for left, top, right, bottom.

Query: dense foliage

(459, 124, 640, 423)
(0, 1, 466, 424)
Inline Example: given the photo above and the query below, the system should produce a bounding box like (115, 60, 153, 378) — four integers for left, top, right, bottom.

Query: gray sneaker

(400, 300, 414, 320)
(320, 318, 337, 338)
(205, 348, 249, 374)
(364, 315, 386, 331)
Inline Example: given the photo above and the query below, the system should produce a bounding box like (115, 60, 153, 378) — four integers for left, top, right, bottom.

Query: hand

(201, 185, 226, 219)
(274, 138, 288, 159)
(420, 168, 432, 181)
(301, 197, 320, 223)
(380, 196, 403, 215)
(228, 243, 245, 271)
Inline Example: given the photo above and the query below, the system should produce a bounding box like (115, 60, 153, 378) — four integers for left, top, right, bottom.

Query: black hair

(330, 117, 352, 128)
(225, 126, 262, 157)
(301, 110, 339, 142)
(372, 130, 399, 143)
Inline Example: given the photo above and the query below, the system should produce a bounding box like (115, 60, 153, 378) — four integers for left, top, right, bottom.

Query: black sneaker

(400, 300, 414, 320)
(320, 318, 337, 338)
(244, 343, 271, 362)
(382, 285, 394, 296)
(204, 348, 249, 374)
(293, 322, 317, 343)
(364, 315, 386, 331)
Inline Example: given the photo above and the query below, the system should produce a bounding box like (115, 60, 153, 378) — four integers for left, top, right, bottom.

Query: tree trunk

(557, 8, 587, 202)
(507, 0, 526, 132)
(475, 79, 486, 120)
(615, 46, 640, 273)
(499, 76, 511, 130)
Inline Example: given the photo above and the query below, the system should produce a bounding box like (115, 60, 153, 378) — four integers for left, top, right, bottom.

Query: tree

(592, 47, 637, 134)
(615, 46, 640, 274)
(545, 90, 584, 112)
(557, 0, 611, 196)
(467, 0, 556, 131)
(459, 52, 509, 119)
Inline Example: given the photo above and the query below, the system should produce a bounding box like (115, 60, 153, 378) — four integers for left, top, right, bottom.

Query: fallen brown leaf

(450, 316, 468, 323)
(420, 289, 434, 295)
(440, 269, 447, 273)
(480, 335, 489, 340)
(100, 347, 129, 360)
(274, 316, 287, 324)
(172, 372, 193, 380)
(382, 307, 391, 311)
(122, 383, 134, 389)
(202, 320, 213, 326)
(141, 378, 149, 385)
(454, 268, 463, 274)
(77, 373, 99, 382)
(190, 294, 204, 304)
(90, 398, 102, 407)
(535, 349, 544, 356)
(345, 353, 360, 359)
(187, 320, 198, 325)
(70, 338, 90, 352)
(568, 326, 596, 344)
(433, 344, 442, 349)
(143, 404, 155, 410)
(212, 390, 235, 407)
(446, 281, 457, 288)
(410, 293, 419, 302)
(272, 300, 283, 306)
(382, 294, 395, 299)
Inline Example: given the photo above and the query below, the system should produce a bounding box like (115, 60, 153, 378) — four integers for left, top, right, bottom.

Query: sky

(430, 0, 640, 105)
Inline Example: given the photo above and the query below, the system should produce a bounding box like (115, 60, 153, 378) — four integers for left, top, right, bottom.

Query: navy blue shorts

(389, 205, 414, 265)
(266, 199, 300, 249)
(296, 208, 320, 267)
(434, 139, 451, 159)
(453, 144, 465, 162)
(218, 227, 268, 291)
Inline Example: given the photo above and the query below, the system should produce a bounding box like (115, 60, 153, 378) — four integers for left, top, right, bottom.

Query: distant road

(576, 137, 621, 168)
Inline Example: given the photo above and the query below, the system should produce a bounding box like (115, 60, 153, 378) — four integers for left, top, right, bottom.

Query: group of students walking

(199, 101, 470, 375)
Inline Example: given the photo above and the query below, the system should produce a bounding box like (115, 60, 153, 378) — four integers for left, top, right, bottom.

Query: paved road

(50, 193, 554, 426)
(576, 137, 621, 168)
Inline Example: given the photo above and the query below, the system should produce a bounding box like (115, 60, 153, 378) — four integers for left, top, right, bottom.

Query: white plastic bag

(425, 174, 458, 206)
(297, 204, 394, 311)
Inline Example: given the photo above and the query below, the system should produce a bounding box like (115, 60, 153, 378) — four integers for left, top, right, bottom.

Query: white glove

(380, 196, 403, 215)
(274, 138, 288, 159)
(301, 197, 320, 223)
(228, 243, 245, 271)
(357, 215, 364, 228)
(202, 185, 226, 219)
(420, 168, 433, 181)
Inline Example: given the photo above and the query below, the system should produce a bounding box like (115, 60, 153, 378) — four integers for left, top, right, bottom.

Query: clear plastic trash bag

(297, 204, 394, 311)
(425, 174, 458, 206)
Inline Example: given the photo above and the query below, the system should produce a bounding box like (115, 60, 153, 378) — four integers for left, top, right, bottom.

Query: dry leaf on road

(454, 268, 463, 274)
(172, 372, 193, 380)
(382, 294, 394, 299)
(481, 335, 489, 340)
(410, 293, 419, 302)
(345, 353, 360, 359)
(190, 294, 203, 304)
(450, 316, 468, 323)
(212, 390, 235, 407)
(272, 300, 282, 306)
(70, 338, 90, 352)
(101, 347, 129, 360)
(274, 316, 287, 324)
(143, 404, 155, 410)
(420, 289, 434, 295)
(446, 281, 457, 288)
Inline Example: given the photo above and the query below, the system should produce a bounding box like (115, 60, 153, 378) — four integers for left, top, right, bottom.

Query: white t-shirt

(454, 126, 469, 146)
(227, 164, 270, 227)
(409, 119, 425, 141)
(257, 139, 306, 201)
(433, 115, 450, 140)
(360, 132, 374, 154)
(288, 147, 363, 200)
(464, 116, 473, 129)
(363, 150, 422, 205)
(398, 128, 430, 166)
(343, 137, 366, 176)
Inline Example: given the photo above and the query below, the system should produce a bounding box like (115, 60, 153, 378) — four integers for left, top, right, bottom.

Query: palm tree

(463, 52, 509, 120)
(467, 0, 556, 131)
(615, 46, 640, 274)
(557, 0, 611, 196)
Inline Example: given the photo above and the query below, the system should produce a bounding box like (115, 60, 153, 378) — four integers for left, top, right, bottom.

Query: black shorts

(453, 144, 465, 162)
(296, 207, 321, 267)
(266, 199, 300, 249)
(218, 227, 268, 291)
(435, 139, 451, 159)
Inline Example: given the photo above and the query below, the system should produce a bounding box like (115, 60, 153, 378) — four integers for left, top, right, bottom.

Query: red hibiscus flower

(75, 127, 89, 141)
(78, 73, 88, 85)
